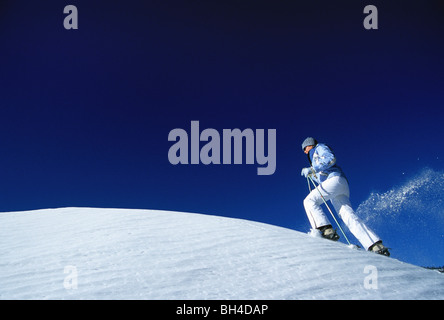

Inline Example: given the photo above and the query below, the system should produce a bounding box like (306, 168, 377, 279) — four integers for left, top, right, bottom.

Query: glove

(301, 167, 313, 178)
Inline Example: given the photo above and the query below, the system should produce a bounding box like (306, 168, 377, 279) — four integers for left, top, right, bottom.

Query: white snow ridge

(1, 207, 443, 300)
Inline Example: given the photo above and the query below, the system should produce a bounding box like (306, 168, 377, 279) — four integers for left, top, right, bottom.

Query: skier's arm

(312, 145, 336, 173)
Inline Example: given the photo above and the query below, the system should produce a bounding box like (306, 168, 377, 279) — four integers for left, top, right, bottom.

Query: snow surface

(1, 207, 444, 300)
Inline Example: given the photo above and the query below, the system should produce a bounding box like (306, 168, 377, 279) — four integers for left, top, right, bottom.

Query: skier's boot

(318, 225, 340, 241)
(369, 241, 390, 257)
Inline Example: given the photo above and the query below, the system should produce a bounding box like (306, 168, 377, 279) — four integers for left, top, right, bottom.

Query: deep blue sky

(1, 1, 443, 266)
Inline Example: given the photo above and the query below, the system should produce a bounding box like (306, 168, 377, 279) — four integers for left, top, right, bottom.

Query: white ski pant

(303, 176, 380, 250)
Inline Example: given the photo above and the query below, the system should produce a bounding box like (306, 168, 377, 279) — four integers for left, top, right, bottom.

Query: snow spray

(356, 168, 444, 266)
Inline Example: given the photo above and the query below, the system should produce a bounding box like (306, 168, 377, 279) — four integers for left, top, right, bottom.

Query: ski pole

(307, 174, 312, 193)
(306, 175, 351, 245)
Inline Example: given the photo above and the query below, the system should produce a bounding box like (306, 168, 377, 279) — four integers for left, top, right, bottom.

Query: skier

(300, 137, 390, 256)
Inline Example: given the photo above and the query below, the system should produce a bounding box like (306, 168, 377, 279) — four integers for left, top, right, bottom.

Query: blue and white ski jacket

(308, 143, 346, 183)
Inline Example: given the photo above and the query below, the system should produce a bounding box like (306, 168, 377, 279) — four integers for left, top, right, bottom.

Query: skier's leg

(303, 177, 340, 229)
(330, 178, 381, 250)
(303, 189, 330, 229)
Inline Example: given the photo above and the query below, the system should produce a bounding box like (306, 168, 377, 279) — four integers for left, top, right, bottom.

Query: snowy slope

(1, 207, 444, 300)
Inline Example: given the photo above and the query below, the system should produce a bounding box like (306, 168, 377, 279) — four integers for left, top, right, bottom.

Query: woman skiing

(301, 137, 390, 256)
